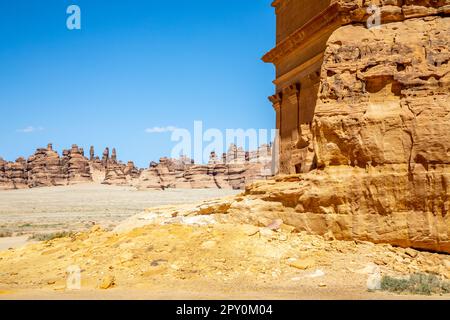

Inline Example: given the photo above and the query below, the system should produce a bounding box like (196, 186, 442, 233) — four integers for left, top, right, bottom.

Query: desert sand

(0, 187, 448, 300)
(0, 184, 239, 238)
(1, 221, 449, 300)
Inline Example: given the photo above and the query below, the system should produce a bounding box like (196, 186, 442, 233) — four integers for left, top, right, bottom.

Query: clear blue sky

(0, 0, 276, 167)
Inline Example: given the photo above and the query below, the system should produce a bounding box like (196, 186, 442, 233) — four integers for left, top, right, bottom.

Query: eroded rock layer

(260, 1, 450, 252)
(27, 144, 66, 187)
(0, 144, 273, 190)
(134, 145, 273, 190)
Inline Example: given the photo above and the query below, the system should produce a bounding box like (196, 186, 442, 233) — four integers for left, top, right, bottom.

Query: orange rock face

(261, 1, 450, 252)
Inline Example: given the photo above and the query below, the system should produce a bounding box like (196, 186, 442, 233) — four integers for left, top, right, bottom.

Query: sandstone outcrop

(111, 148, 117, 162)
(255, 0, 450, 252)
(101, 147, 110, 167)
(124, 161, 141, 179)
(0, 157, 8, 189)
(101, 147, 142, 185)
(303, 15, 449, 252)
(0, 144, 272, 190)
(135, 144, 273, 190)
(103, 161, 130, 185)
(61, 145, 92, 184)
(27, 144, 66, 187)
(0, 157, 28, 190)
(97, 146, 143, 185)
(0, 144, 101, 189)
(89, 146, 95, 161)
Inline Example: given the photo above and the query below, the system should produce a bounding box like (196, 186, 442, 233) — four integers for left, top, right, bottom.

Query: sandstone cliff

(295, 14, 450, 253)
(253, 1, 450, 253)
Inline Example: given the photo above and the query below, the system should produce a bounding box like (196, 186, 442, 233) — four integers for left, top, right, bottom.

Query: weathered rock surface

(0, 144, 98, 189)
(0, 157, 28, 190)
(62, 145, 92, 184)
(0, 144, 272, 190)
(103, 163, 129, 186)
(135, 144, 273, 190)
(259, 1, 450, 253)
(295, 16, 450, 253)
(336, 0, 450, 25)
(27, 144, 66, 187)
(0, 157, 7, 188)
(316, 17, 450, 170)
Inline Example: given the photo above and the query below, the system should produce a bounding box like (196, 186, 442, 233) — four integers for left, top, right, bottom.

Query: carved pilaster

(268, 92, 282, 111)
(282, 83, 300, 105)
(269, 92, 283, 133)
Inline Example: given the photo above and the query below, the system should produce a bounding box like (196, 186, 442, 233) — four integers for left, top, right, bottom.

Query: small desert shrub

(19, 223, 32, 228)
(0, 231, 13, 238)
(30, 231, 75, 242)
(381, 273, 450, 295)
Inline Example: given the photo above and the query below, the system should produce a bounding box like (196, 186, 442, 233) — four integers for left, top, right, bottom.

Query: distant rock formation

(0, 144, 94, 190)
(63, 145, 92, 184)
(102, 147, 110, 167)
(0, 157, 27, 190)
(27, 143, 66, 187)
(0, 143, 273, 190)
(89, 146, 95, 161)
(135, 144, 273, 190)
(111, 148, 117, 162)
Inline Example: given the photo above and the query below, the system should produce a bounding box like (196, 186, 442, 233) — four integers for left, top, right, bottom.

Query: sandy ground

(2, 286, 448, 300)
(1, 222, 449, 300)
(0, 184, 449, 300)
(0, 236, 33, 251)
(0, 184, 239, 236)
